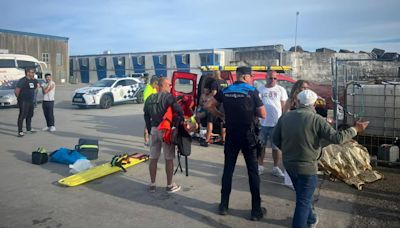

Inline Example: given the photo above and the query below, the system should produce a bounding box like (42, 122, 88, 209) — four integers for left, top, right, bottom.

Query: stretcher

(58, 153, 149, 187)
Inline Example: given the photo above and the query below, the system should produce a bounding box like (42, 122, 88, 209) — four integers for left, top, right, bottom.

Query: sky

(1, 0, 399, 55)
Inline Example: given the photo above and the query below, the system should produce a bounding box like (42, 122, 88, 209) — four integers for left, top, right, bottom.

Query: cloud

(1, 0, 400, 54)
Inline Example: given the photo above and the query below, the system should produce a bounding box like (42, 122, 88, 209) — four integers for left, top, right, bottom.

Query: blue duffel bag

(50, 147, 87, 165)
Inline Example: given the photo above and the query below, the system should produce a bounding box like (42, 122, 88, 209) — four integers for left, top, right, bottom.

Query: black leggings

(17, 101, 34, 132)
(42, 101, 55, 127)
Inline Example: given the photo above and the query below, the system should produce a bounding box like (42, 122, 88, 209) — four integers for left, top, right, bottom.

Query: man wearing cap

(272, 89, 369, 228)
(206, 66, 267, 221)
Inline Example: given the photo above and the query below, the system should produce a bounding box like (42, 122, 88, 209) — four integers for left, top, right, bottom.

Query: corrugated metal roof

(0, 28, 69, 41)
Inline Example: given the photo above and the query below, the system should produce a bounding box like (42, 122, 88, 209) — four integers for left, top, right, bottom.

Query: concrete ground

(0, 84, 399, 228)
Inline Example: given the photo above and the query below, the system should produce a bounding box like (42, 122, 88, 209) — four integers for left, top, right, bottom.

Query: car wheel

(100, 94, 112, 109)
(136, 91, 144, 104)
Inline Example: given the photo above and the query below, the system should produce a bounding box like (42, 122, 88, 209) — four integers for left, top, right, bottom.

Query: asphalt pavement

(0, 84, 399, 228)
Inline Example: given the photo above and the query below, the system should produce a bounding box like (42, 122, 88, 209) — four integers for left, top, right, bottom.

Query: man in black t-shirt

(15, 67, 40, 137)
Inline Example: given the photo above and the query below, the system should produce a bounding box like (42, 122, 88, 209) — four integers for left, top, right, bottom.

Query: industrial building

(0, 29, 69, 83)
(69, 44, 399, 84)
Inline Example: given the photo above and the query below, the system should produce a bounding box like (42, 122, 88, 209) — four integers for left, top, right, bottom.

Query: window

(42, 53, 49, 63)
(0, 59, 16, 68)
(181, 54, 190, 65)
(56, 53, 63, 66)
(200, 53, 213, 66)
(125, 79, 137, 86)
(138, 56, 145, 65)
(17, 60, 37, 69)
(114, 80, 126, 87)
(214, 54, 220, 65)
(278, 80, 295, 95)
(117, 57, 125, 66)
(158, 55, 166, 65)
(81, 58, 89, 67)
(98, 57, 106, 66)
(175, 79, 193, 94)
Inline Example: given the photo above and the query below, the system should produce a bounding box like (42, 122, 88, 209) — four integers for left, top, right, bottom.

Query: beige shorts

(150, 127, 176, 160)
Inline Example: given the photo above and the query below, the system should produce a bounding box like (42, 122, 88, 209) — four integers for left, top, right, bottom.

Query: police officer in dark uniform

(206, 66, 267, 221)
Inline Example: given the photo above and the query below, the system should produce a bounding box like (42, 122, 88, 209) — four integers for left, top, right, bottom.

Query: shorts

(150, 127, 176, 160)
(260, 126, 278, 150)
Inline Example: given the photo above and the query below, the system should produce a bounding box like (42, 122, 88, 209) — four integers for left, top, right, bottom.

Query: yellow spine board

(58, 155, 149, 187)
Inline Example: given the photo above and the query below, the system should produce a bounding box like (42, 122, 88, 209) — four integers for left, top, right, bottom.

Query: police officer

(206, 66, 267, 221)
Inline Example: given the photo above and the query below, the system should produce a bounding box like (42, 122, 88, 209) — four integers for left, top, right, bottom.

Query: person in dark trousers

(144, 78, 184, 193)
(272, 89, 369, 228)
(206, 66, 267, 221)
(15, 67, 40, 137)
(41, 73, 56, 132)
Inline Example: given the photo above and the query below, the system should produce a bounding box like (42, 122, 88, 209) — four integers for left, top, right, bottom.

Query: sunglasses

(268, 77, 277, 80)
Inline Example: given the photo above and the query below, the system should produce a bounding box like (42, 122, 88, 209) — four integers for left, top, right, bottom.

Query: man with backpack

(143, 78, 184, 193)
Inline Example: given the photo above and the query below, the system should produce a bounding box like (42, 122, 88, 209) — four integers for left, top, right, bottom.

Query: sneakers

(166, 184, 181, 193)
(42, 127, 49, 131)
(272, 166, 285, 178)
(258, 165, 265, 175)
(17, 132, 24, 137)
(49, 126, 56, 132)
(218, 204, 228, 215)
(148, 184, 156, 193)
(308, 214, 319, 228)
(27, 129, 37, 134)
(251, 207, 267, 221)
(199, 139, 209, 147)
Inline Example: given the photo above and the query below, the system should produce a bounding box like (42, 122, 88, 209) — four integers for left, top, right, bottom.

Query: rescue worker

(272, 89, 369, 228)
(143, 78, 184, 193)
(206, 66, 267, 221)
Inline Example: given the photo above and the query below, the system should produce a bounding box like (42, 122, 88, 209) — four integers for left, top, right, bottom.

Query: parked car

(0, 79, 44, 107)
(72, 77, 144, 109)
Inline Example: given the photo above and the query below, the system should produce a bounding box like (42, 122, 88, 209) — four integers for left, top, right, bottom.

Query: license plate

(74, 98, 83, 102)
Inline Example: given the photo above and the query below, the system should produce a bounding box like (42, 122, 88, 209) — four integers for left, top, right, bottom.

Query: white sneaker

(49, 126, 56, 132)
(258, 165, 265, 175)
(272, 166, 285, 178)
(42, 127, 49, 131)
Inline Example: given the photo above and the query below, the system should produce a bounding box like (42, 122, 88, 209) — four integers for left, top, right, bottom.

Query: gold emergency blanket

(319, 140, 383, 190)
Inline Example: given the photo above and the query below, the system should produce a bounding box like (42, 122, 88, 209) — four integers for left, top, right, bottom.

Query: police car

(72, 77, 144, 109)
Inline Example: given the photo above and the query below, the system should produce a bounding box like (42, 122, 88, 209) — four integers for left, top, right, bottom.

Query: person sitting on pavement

(144, 77, 184, 193)
(272, 89, 369, 228)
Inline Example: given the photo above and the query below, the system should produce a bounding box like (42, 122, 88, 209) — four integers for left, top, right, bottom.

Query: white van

(0, 54, 47, 85)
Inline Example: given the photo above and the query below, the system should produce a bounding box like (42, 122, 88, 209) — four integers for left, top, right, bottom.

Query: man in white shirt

(41, 73, 56, 132)
(258, 71, 288, 177)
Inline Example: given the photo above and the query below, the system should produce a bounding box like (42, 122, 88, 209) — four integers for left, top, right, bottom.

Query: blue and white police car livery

(72, 77, 144, 109)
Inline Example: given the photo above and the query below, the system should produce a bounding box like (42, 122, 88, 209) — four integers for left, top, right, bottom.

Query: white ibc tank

(346, 83, 400, 136)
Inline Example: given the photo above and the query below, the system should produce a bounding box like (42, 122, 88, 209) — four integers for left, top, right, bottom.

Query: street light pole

(294, 11, 299, 53)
